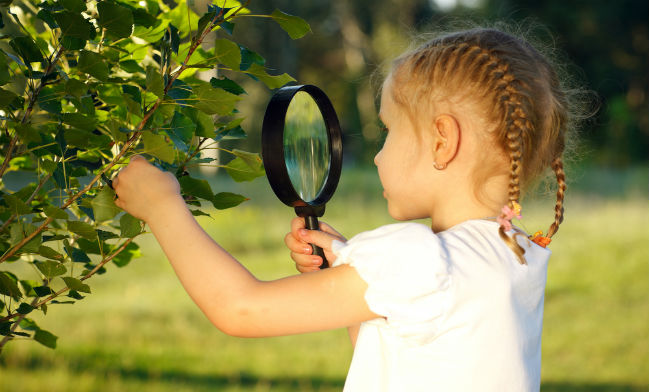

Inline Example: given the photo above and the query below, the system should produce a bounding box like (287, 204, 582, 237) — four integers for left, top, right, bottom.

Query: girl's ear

(432, 114, 461, 166)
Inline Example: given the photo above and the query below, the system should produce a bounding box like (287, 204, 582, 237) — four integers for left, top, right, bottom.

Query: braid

(547, 157, 566, 238)
(495, 61, 532, 264)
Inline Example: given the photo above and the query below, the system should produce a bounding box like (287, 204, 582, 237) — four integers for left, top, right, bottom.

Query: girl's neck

(429, 173, 509, 233)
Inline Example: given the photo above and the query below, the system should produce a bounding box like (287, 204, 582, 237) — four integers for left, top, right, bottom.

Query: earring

(434, 162, 447, 170)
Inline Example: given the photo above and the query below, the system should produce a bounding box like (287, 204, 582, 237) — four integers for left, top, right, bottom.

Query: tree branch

(0, 237, 136, 324)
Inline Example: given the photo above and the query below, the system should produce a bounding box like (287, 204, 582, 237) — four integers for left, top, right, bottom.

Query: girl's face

(374, 79, 437, 221)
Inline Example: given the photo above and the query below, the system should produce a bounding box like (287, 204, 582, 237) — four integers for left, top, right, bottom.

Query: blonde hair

(388, 28, 576, 263)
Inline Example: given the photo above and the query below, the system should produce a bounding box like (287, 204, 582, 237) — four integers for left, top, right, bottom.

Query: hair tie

(530, 231, 552, 248)
(496, 201, 522, 231)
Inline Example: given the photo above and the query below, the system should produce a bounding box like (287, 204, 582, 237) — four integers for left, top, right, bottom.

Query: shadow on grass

(3, 358, 647, 391)
(541, 383, 648, 392)
(1, 357, 346, 390)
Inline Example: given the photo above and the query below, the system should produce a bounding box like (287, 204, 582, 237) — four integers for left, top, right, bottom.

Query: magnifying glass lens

(284, 91, 331, 203)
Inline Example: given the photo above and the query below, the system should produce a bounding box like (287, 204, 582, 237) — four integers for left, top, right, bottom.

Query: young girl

(114, 28, 574, 391)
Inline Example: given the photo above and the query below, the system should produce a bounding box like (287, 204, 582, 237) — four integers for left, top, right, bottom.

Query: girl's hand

(284, 217, 346, 273)
(113, 155, 184, 223)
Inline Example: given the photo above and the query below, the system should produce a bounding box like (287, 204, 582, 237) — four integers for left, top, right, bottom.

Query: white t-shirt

(331, 220, 550, 391)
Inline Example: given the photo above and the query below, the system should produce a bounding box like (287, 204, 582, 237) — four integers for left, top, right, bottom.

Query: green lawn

(1, 166, 647, 391)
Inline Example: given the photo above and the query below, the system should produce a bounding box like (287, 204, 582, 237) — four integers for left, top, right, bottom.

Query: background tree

(229, 0, 648, 166)
(0, 0, 310, 352)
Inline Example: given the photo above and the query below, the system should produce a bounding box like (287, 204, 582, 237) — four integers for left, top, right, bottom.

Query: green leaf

(38, 245, 65, 260)
(35, 260, 67, 278)
(193, 84, 240, 115)
(67, 221, 96, 239)
(0, 53, 9, 85)
(98, 2, 134, 39)
(20, 280, 38, 297)
(78, 51, 109, 82)
(270, 9, 312, 39)
(91, 187, 121, 222)
(232, 149, 263, 167)
(245, 63, 295, 89)
(224, 153, 265, 182)
(213, 38, 241, 70)
(17, 303, 34, 315)
(0, 88, 19, 108)
(184, 108, 215, 138)
(179, 176, 213, 201)
(37, 9, 57, 29)
(60, 0, 86, 12)
(0, 322, 11, 336)
(37, 86, 62, 114)
(20, 318, 39, 331)
(212, 192, 248, 209)
(120, 60, 144, 74)
(166, 111, 195, 151)
(132, 8, 156, 28)
(142, 132, 175, 164)
(15, 124, 41, 144)
(53, 11, 95, 41)
(10, 36, 44, 64)
(210, 76, 246, 95)
(67, 290, 84, 300)
(0, 271, 22, 300)
(65, 79, 86, 99)
(44, 206, 68, 220)
(61, 112, 97, 131)
(33, 286, 54, 297)
(120, 214, 142, 238)
(146, 66, 164, 98)
(8, 222, 41, 253)
(4, 193, 31, 215)
(68, 247, 91, 263)
(34, 329, 58, 349)
(112, 242, 140, 267)
(61, 277, 91, 293)
(239, 46, 265, 71)
(96, 230, 118, 241)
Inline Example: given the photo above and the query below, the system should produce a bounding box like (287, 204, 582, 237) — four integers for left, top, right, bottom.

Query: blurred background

(1, 0, 647, 391)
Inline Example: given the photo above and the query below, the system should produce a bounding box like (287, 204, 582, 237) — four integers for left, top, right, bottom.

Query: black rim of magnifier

(261, 85, 343, 210)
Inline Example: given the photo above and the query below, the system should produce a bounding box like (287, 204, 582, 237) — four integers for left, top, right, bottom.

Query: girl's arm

(285, 217, 362, 346)
(113, 156, 378, 337)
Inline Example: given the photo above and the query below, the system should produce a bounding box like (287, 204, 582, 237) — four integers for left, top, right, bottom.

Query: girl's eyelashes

(382, 126, 389, 133)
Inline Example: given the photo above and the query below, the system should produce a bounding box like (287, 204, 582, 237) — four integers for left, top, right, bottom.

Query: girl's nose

(374, 150, 381, 166)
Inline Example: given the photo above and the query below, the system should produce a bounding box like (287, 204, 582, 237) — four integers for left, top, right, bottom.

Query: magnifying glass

(262, 85, 343, 269)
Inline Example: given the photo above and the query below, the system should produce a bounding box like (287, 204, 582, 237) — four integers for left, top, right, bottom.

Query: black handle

(304, 215, 329, 269)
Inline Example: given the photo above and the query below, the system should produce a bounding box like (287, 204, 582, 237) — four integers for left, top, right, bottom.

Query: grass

(0, 165, 647, 391)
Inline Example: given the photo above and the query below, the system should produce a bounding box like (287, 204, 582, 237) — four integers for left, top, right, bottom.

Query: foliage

(0, 0, 310, 352)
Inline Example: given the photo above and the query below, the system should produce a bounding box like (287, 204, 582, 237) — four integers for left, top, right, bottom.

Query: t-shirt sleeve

(331, 223, 451, 344)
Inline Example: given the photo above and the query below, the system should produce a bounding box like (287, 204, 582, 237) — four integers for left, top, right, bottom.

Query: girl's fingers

(297, 228, 336, 253)
(284, 232, 312, 255)
(290, 251, 323, 271)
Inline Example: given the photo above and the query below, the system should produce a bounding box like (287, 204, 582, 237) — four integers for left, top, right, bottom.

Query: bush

(0, 0, 310, 352)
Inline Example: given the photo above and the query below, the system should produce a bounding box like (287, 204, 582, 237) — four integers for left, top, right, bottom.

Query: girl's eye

(382, 126, 389, 133)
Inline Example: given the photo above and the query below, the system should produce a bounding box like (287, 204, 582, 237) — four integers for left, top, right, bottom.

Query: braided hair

(389, 28, 570, 264)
